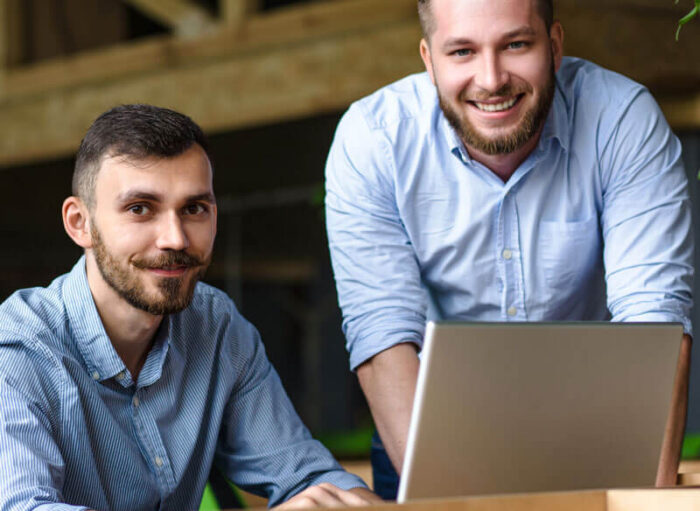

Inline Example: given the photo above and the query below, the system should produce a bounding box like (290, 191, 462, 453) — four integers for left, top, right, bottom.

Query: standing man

(0, 104, 381, 510)
(325, 0, 693, 499)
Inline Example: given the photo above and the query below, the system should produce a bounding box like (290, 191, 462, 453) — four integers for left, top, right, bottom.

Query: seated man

(0, 104, 380, 510)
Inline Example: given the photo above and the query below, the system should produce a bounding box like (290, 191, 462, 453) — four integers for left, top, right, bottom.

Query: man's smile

(468, 94, 524, 114)
(147, 265, 190, 277)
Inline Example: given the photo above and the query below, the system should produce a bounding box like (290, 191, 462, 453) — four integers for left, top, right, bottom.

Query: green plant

(676, 0, 699, 40)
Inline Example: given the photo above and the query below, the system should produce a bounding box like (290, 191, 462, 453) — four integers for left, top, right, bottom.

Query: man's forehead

(431, 0, 539, 27)
(94, 146, 214, 199)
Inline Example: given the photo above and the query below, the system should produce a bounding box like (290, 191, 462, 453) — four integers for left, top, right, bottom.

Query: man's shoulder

(0, 274, 71, 391)
(348, 72, 438, 131)
(0, 273, 69, 345)
(557, 57, 647, 114)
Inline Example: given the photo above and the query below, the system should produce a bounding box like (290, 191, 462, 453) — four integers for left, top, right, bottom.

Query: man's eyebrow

(503, 26, 537, 39)
(115, 191, 216, 204)
(443, 27, 537, 48)
(116, 190, 162, 203)
(187, 192, 216, 204)
(443, 37, 475, 48)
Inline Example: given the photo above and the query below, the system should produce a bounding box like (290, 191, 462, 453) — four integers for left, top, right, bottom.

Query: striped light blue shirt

(325, 57, 694, 370)
(0, 257, 365, 511)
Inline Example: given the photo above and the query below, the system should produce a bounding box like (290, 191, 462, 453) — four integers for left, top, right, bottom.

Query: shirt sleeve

(599, 88, 694, 334)
(325, 104, 428, 370)
(0, 367, 87, 511)
(212, 308, 367, 507)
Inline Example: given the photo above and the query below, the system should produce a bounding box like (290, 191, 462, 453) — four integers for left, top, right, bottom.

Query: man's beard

(91, 225, 209, 315)
(439, 62, 556, 155)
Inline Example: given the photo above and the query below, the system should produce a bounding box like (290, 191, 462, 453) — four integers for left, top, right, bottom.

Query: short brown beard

(439, 61, 556, 155)
(91, 225, 209, 315)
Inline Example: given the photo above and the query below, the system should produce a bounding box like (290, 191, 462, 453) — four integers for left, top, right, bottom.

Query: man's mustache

(462, 84, 531, 102)
(132, 251, 204, 270)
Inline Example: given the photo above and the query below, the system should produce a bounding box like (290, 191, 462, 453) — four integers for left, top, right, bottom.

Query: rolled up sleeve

(600, 89, 694, 334)
(325, 104, 427, 369)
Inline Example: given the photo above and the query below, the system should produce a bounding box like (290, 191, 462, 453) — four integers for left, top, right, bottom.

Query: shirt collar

(440, 79, 571, 161)
(63, 256, 170, 387)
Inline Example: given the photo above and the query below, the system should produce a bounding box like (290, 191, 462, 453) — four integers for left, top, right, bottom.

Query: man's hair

(73, 104, 209, 209)
(418, 0, 554, 39)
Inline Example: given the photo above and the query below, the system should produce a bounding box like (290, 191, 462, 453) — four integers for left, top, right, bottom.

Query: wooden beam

(0, 0, 7, 74)
(221, 0, 259, 30)
(0, 0, 21, 71)
(0, 0, 416, 100)
(0, 14, 423, 167)
(122, 0, 215, 37)
(0, 0, 699, 168)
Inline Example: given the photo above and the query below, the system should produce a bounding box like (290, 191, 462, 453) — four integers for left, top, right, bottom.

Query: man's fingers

(315, 483, 372, 506)
(275, 483, 378, 509)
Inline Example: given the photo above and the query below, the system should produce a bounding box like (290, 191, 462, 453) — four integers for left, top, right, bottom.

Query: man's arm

(596, 88, 694, 483)
(325, 104, 428, 473)
(0, 371, 85, 511)
(656, 333, 692, 486)
(214, 308, 374, 507)
(356, 343, 419, 473)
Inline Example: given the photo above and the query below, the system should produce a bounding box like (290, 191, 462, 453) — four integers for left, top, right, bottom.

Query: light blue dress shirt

(0, 257, 365, 511)
(325, 57, 693, 370)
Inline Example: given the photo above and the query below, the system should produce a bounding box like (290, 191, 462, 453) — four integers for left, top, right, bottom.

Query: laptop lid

(398, 322, 683, 502)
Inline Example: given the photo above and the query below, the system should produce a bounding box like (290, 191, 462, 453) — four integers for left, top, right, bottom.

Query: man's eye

(453, 49, 473, 57)
(508, 41, 527, 50)
(128, 204, 149, 215)
(184, 203, 206, 215)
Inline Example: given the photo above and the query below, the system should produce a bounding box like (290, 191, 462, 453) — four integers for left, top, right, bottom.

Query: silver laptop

(398, 322, 683, 502)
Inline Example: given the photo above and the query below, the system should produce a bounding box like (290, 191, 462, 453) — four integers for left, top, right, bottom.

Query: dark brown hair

(418, 0, 554, 39)
(73, 104, 208, 208)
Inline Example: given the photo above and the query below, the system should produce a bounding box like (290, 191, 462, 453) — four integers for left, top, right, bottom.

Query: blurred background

(0, 0, 699, 460)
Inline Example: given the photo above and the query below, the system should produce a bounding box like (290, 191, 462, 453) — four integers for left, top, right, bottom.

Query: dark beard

(439, 61, 556, 155)
(91, 225, 208, 315)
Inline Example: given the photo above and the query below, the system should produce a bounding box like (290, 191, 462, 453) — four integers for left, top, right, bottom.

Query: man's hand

(275, 484, 381, 509)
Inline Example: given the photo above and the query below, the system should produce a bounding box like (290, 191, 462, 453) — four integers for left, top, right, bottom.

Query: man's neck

(85, 255, 162, 381)
(465, 129, 543, 183)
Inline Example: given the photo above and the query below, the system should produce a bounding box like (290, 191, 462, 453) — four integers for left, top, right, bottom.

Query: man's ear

(419, 38, 436, 86)
(62, 196, 93, 249)
(550, 21, 564, 72)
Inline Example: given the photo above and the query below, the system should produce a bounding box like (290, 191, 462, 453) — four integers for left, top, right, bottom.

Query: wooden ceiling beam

(122, 0, 215, 37)
(221, 0, 260, 30)
(0, 11, 423, 168)
(0, 0, 698, 168)
(0, 0, 416, 101)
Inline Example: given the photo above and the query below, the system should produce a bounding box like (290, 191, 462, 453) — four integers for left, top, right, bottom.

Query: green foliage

(675, 0, 700, 40)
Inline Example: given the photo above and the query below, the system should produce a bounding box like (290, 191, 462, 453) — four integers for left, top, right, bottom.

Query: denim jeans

(370, 431, 400, 500)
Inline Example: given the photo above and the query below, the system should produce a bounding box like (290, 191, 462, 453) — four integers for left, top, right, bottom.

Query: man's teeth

(474, 97, 518, 112)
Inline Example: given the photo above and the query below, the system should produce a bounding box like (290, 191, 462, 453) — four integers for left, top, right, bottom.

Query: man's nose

(156, 212, 189, 251)
(473, 52, 508, 94)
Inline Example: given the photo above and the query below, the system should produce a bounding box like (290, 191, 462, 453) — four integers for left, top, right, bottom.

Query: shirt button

(502, 249, 513, 260)
(92, 371, 100, 381)
(116, 371, 125, 381)
(154, 456, 163, 467)
(507, 306, 517, 316)
(132, 396, 140, 407)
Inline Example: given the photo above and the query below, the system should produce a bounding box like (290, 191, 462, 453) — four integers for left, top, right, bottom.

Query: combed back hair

(418, 0, 554, 39)
(73, 104, 209, 209)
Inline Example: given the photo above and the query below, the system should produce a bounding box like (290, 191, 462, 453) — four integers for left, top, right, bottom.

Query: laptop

(397, 322, 683, 502)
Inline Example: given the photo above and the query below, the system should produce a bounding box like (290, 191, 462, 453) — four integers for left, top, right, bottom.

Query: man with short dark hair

(0, 104, 380, 510)
(325, 0, 693, 499)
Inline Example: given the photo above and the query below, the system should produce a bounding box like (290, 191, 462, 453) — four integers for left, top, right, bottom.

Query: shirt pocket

(538, 217, 601, 292)
(411, 193, 457, 235)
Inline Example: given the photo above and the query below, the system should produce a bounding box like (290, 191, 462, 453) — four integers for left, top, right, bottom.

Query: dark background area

(2, 115, 700, 438)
